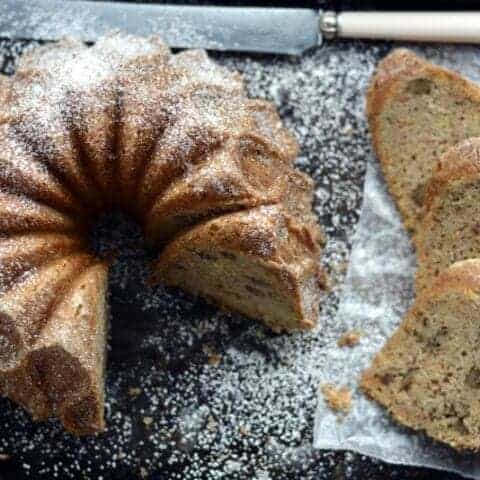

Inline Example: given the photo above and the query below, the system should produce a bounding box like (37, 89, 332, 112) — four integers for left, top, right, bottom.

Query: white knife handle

(322, 11, 480, 44)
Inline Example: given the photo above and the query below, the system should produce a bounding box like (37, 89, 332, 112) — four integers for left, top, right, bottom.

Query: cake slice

(368, 49, 480, 233)
(1, 261, 108, 435)
(415, 138, 480, 291)
(362, 259, 480, 451)
(153, 205, 326, 332)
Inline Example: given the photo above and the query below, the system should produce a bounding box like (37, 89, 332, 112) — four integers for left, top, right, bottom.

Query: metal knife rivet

(319, 11, 338, 40)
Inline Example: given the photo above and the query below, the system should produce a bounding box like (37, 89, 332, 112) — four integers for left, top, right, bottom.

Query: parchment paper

(314, 46, 480, 479)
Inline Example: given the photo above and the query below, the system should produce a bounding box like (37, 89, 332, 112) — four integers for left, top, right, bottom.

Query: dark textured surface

(0, 35, 464, 480)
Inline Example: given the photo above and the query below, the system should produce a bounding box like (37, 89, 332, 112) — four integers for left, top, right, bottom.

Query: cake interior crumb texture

(415, 137, 480, 292)
(368, 48, 480, 234)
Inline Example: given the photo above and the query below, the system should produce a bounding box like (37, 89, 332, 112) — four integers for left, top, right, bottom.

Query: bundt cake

(0, 34, 326, 435)
(415, 138, 480, 292)
(362, 259, 480, 451)
(367, 48, 480, 234)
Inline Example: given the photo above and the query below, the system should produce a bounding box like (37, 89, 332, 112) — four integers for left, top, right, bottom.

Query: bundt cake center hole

(88, 211, 166, 365)
(88, 210, 150, 262)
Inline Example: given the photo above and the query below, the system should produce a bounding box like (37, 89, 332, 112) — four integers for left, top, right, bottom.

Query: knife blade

(0, 0, 320, 55)
(2, 1, 480, 55)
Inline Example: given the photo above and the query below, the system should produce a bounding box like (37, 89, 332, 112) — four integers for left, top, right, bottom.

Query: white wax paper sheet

(314, 46, 480, 479)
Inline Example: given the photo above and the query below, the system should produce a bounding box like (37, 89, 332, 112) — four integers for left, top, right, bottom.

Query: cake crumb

(337, 330, 362, 348)
(128, 387, 142, 397)
(321, 384, 352, 413)
(202, 345, 222, 367)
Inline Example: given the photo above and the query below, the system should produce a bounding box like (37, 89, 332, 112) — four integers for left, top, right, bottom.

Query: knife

(1, 0, 480, 55)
